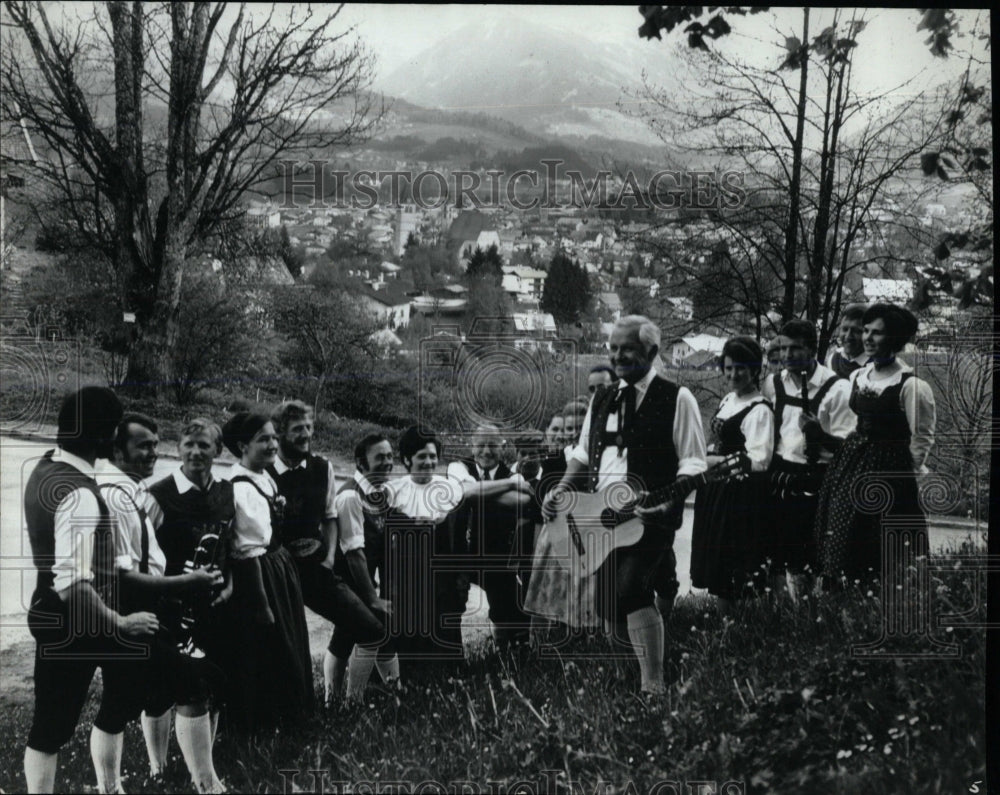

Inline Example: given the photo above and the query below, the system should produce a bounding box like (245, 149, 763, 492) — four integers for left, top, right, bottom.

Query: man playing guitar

(542, 315, 707, 695)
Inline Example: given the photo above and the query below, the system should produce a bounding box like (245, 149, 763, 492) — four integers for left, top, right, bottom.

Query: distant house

(664, 296, 694, 321)
(379, 261, 402, 279)
(862, 278, 913, 304)
(597, 292, 623, 321)
(447, 209, 501, 265)
(357, 282, 412, 329)
(501, 265, 547, 301)
(670, 334, 726, 367)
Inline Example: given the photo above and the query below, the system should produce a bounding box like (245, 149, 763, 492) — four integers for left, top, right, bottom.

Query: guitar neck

(641, 470, 709, 509)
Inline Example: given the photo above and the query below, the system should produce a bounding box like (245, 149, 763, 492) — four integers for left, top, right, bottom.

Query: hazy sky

(338, 5, 990, 96)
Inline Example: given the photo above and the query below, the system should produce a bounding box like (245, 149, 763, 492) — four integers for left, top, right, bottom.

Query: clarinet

(176, 519, 232, 659)
(801, 368, 821, 466)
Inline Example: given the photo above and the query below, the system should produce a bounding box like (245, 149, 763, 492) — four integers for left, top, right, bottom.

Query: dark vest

(267, 454, 330, 550)
(148, 474, 235, 577)
(24, 451, 114, 601)
(715, 399, 772, 456)
(852, 372, 913, 444)
(829, 350, 865, 379)
(451, 458, 512, 555)
(587, 375, 683, 528)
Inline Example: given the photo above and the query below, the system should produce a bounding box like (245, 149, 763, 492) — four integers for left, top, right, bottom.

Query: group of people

(22, 303, 935, 793)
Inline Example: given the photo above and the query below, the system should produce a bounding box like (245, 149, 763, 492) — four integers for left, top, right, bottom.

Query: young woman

(218, 412, 314, 730)
(690, 338, 774, 610)
(814, 304, 935, 584)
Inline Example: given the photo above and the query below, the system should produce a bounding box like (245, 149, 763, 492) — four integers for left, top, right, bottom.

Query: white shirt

(850, 363, 936, 473)
(49, 449, 102, 593)
(713, 392, 774, 472)
(446, 461, 501, 484)
(272, 454, 339, 519)
(570, 368, 708, 492)
(332, 470, 386, 555)
(762, 364, 857, 465)
(96, 462, 167, 577)
(389, 474, 464, 522)
(228, 464, 280, 558)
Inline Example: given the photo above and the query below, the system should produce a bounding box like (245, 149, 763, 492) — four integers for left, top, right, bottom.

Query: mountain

(377, 17, 681, 148)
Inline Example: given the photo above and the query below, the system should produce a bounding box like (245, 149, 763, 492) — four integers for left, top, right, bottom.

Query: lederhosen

(588, 377, 684, 621)
(768, 372, 842, 572)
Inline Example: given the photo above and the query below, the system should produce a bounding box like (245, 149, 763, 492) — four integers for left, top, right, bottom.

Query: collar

(229, 462, 275, 487)
(273, 454, 309, 474)
(616, 365, 657, 397)
(782, 362, 836, 389)
(353, 469, 386, 495)
(173, 467, 214, 494)
(54, 448, 98, 480)
(478, 464, 500, 480)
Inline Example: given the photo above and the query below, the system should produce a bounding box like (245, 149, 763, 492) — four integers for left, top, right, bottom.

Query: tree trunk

(781, 8, 809, 322)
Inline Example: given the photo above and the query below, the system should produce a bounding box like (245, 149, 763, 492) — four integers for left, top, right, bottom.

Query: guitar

(543, 453, 750, 576)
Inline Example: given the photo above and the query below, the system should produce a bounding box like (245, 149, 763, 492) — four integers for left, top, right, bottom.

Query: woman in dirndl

(814, 304, 935, 587)
(218, 412, 314, 731)
(690, 337, 774, 611)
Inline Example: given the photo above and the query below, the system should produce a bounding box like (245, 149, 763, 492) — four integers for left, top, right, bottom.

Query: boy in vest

(762, 319, 856, 600)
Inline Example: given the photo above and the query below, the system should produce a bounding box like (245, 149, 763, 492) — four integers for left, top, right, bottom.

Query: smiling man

(825, 304, 869, 378)
(542, 316, 707, 695)
(267, 401, 384, 706)
(448, 424, 536, 652)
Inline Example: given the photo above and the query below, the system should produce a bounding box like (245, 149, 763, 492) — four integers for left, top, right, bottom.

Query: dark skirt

(690, 472, 772, 598)
(217, 546, 314, 732)
(815, 434, 927, 581)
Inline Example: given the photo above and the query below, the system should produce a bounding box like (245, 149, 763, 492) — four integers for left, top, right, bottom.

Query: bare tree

(1, 1, 382, 394)
(627, 9, 955, 352)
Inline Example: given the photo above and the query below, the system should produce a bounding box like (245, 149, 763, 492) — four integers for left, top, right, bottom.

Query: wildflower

(866, 590, 874, 597)
(909, 716, 920, 725)
(836, 749, 852, 760)
(883, 743, 893, 755)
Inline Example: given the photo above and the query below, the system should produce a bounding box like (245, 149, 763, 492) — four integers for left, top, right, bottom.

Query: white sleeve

(821, 378, 857, 439)
(333, 489, 366, 554)
(674, 387, 708, 476)
(740, 402, 774, 472)
(902, 376, 936, 473)
(568, 401, 594, 466)
(324, 461, 338, 520)
(446, 460, 476, 484)
(52, 488, 101, 592)
(143, 489, 164, 531)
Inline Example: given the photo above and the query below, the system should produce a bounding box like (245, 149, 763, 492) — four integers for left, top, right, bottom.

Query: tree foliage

(464, 244, 504, 285)
(541, 250, 592, 327)
(269, 285, 382, 415)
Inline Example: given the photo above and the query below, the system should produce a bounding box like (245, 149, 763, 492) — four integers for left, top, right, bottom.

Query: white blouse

(389, 474, 464, 523)
(850, 364, 936, 473)
(229, 463, 280, 558)
(714, 392, 774, 472)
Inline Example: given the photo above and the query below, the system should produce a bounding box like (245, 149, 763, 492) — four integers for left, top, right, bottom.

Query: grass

(0, 546, 985, 794)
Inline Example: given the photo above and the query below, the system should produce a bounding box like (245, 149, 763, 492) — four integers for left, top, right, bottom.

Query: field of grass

(0, 546, 985, 794)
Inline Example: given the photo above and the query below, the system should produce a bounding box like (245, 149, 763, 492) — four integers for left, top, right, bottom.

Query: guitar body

(545, 489, 645, 576)
(542, 454, 750, 577)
